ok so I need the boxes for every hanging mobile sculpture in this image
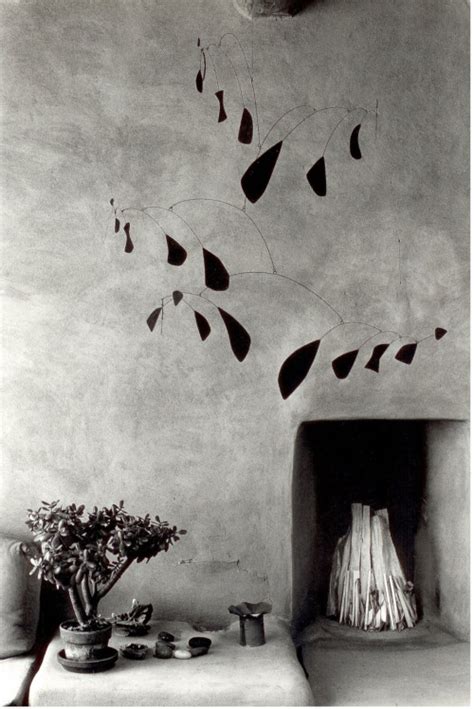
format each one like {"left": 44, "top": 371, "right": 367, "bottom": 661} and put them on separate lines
{"left": 195, "top": 36, "right": 373, "bottom": 203}
{"left": 107, "top": 33, "right": 449, "bottom": 398}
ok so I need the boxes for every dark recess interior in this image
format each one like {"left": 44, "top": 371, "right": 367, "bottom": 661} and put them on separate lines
{"left": 294, "top": 420, "right": 427, "bottom": 625}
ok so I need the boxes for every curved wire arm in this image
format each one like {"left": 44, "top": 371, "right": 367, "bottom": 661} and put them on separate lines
{"left": 169, "top": 197, "right": 276, "bottom": 273}
{"left": 113, "top": 202, "right": 410, "bottom": 340}
{"left": 154, "top": 286, "right": 418, "bottom": 348}
{"left": 210, "top": 32, "right": 262, "bottom": 148}
{"left": 222, "top": 271, "right": 344, "bottom": 324}
{"left": 260, "top": 104, "right": 376, "bottom": 153}
{"left": 204, "top": 44, "right": 245, "bottom": 108}
{"left": 120, "top": 205, "right": 203, "bottom": 248}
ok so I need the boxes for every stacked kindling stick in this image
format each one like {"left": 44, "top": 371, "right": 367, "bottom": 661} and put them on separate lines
{"left": 326, "top": 503, "right": 417, "bottom": 631}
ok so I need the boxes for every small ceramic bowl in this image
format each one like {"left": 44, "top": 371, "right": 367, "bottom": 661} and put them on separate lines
{"left": 120, "top": 643, "right": 148, "bottom": 660}
{"left": 188, "top": 636, "right": 212, "bottom": 657}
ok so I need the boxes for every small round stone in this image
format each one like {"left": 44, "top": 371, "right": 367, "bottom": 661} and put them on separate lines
{"left": 158, "top": 632, "right": 175, "bottom": 643}
{"left": 173, "top": 649, "right": 192, "bottom": 659}
{"left": 154, "top": 643, "right": 173, "bottom": 659}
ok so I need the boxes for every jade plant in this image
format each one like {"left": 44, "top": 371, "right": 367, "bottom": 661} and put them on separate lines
{"left": 26, "top": 500, "right": 186, "bottom": 629}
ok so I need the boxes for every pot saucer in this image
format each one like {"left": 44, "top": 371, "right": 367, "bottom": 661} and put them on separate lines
{"left": 57, "top": 647, "right": 118, "bottom": 673}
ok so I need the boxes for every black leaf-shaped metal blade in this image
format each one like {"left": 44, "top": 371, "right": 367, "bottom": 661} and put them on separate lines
{"left": 203, "top": 248, "right": 229, "bottom": 291}
{"left": 123, "top": 222, "right": 134, "bottom": 253}
{"left": 395, "top": 343, "right": 417, "bottom": 364}
{"left": 435, "top": 327, "right": 447, "bottom": 340}
{"left": 306, "top": 156, "right": 327, "bottom": 196}
{"left": 194, "top": 311, "right": 211, "bottom": 341}
{"left": 278, "top": 340, "right": 320, "bottom": 400}
{"left": 114, "top": 218, "right": 120, "bottom": 234}
{"left": 350, "top": 124, "right": 362, "bottom": 159}
{"left": 172, "top": 290, "right": 183, "bottom": 306}
{"left": 238, "top": 107, "right": 253, "bottom": 144}
{"left": 196, "top": 70, "right": 203, "bottom": 93}
{"left": 215, "top": 90, "right": 227, "bottom": 122}
{"left": 146, "top": 308, "right": 162, "bottom": 332}
{"left": 166, "top": 235, "right": 187, "bottom": 266}
{"left": 364, "top": 343, "right": 390, "bottom": 373}
{"left": 241, "top": 141, "right": 283, "bottom": 203}
{"left": 332, "top": 349, "right": 359, "bottom": 379}
{"left": 218, "top": 308, "right": 251, "bottom": 362}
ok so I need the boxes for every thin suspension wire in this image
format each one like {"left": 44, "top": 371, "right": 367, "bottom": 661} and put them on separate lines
{"left": 250, "top": 21, "right": 254, "bottom": 76}
{"left": 160, "top": 286, "right": 413, "bottom": 348}
{"left": 182, "top": 299, "right": 197, "bottom": 316}
{"left": 180, "top": 290, "right": 221, "bottom": 312}
{"left": 120, "top": 207, "right": 168, "bottom": 246}
{"left": 313, "top": 322, "right": 411, "bottom": 348}
{"left": 158, "top": 284, "right": 421, "bottom": 350}
{"left": 356, "top": 330, "right": 399, "bottom": 351}
{"left": 204, "top": 48, "right": 220, "bottom": 90}
{"left": 260, "top": 104, "right": 330, "bottom": 150}
{"left": 160, "top": 297, "right": 174, "bottom": 335}
{"left": 207, "top": 43, "right": 245, "bottom": 108}
{"left": 123, "top": 205, "right": 204, "bottom": 248}
{"left": 218, "top": 270, "right": 344, "bottom": 324}
{"left": 217, "top": 32, "right": 261, "bottom": 148}
{"left": 318, "top": 320, "right": 378, "bottom": 344}
{"left": 322, "top": 110, "right": 361, "bottom": 156}
{"left": 415, "top": 333, "right": 437, "bottom": 344}
{"left": 157, "top": 284, "right": 422, "bottom": 351}
{"left": 119, "top": 207, "right": 410, "bottom": 345}
{"left": 261, "top": 104, "right": 374, "bottom": 153}
{"left": 169, "top": 197, "right": 276, "bottom": 272}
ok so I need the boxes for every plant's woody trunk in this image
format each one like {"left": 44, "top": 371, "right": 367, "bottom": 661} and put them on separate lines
{"left": 68, "top": 585, "right": 88, "bottom": 626}
{"left": 81, "top": 576, "right": 97, "bottom": 618}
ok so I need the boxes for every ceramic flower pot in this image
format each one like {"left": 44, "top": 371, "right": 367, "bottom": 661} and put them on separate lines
{"left": 58, "top": 620, "right": 117, "bottom": 673}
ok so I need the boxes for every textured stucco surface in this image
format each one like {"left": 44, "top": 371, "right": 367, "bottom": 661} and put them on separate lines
{"left": 0, "top": 0, "right": 469, "bottom": 624}
{"left": 415, "top": 421, "right": 470, "bottom": 639}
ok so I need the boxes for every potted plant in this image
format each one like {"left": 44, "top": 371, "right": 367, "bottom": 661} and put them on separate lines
{"left": 25, "top": 500, "right": 186, "bottom": 672}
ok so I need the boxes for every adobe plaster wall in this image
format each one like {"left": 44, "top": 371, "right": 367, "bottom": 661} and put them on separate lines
{"left": 415, "top": 421, "right": 470, "bottom": 639}
{"left": 0, "top": 0, "right": 468, "bottom": 625}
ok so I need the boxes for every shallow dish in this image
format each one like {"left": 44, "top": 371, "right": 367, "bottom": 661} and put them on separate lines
{"left": 120, "top": 643, "right": 148, "bottom": 659}
{"left": 57, "top": 647, "right": 118, "bottom": 673}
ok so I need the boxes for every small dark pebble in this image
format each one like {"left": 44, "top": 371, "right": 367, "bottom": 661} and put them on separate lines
{"left": 158, "top": 631, "right": 175, "bottom": 642}
{"left": 188, "top": 636, "right": 212, "bottom": 649}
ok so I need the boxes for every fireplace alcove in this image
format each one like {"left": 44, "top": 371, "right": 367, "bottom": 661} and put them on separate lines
{"left": 291, "top": 419, "right": 469, "bottom": 639}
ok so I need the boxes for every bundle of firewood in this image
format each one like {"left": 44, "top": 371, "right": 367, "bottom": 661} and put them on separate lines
{"left": 326, "top": 503, "right": 417, "bottom": 631}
